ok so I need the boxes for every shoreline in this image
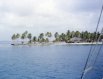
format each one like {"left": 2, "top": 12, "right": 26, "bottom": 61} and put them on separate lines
{"left": 68, "top": 42, "right": 103, "bottom": 45}
{"left": 11, "top": 42, "right": 103, "bottom": 46}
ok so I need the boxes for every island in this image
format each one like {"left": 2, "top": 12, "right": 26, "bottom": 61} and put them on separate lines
{"left": 11, "top": 30, "right": 103, "bottom": 46}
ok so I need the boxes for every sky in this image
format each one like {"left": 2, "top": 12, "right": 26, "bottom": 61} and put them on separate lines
{"left": 0, "top": 0, "right": 103, "bottom": 40}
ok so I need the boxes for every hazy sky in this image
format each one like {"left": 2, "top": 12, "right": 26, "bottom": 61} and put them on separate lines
{"left": 0, "top": 0, "right": 103, "bottom": 40}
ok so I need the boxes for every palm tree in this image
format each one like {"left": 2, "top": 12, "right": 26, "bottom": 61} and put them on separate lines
{"left": 38, "top": 33, "right": 44, "bottom": 42}
{"left": 60, "top": 33, "right": 66, "bottom": 41}
{"left": 67, "top": 30, "right": 70, "bottom": 35}
{"left": 80, "top": 32, "right": 84, "bottom": 39}
{"left": 33, "top": 36, "right": 37, "bottom": 43}
{"left": 75, "top": 31, "right": 80, "bottom": 37}
{"left": 21, "top": 34, "right": 26, "bottom": 44}
{"left": 16, "top": 33, "right": 20, "bottom": 38}
{"left": 45, "top": 32, "right": 52, "bottom": 37}
{"left": 16, "top": 33, "right": 20, "bottom": 42}
{"left": 40, "top": 33, "right": 44, "bottom": 39}
{"left": 27, "top": 33, "right": 32, "bottom": 43}
{"left": 87, "top": 32, "right": 91, "bottom": 42}
{"left": 11, "top": 34, "right": 16, "bottom": 44}
{"left": 65, "top": 35, "right": 69, "bottom": 43}
{"left": 71, "top": 31, "right": 75, "bottom": 38}
{"left": 54, "top": 32, "right": 59, "bottom": 41}
{"left": 45, "top": 32, "right": 52, "bottom": 42}
{"left": 21, "top": 31, "right": 28, "bottom": 44}
{"left": 45, "top": 38, "right": 49, "bottom": 42}
{"left": 12, "top": 34, "right": 16, "bottom": 40}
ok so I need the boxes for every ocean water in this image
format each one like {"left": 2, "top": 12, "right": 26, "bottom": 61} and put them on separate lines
{"left": 0, "top": 43, "right": 103, "bottom": 79}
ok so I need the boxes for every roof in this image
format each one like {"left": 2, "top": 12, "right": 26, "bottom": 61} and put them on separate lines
{"left": 70, "top": 37, "right": 82, "bottom": 42}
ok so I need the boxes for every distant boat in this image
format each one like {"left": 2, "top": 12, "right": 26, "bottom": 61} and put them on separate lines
{"left": 11, "top": 44, "right": 15, "bottom": 45}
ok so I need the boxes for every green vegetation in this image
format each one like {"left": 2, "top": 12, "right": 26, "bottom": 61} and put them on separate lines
{"left": 27, "top": 33, "right": 32, "bottom": 43}
{"left": 11, "top": 30, "right": 103, "bottom": 45}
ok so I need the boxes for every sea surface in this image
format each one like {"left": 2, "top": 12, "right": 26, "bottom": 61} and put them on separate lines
{"left": 0, "top": 42, "right": 103, "bottom": 79}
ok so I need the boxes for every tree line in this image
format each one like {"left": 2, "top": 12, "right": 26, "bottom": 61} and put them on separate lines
{"left": 11, "top": 30, "right": 103, "bottom": 44}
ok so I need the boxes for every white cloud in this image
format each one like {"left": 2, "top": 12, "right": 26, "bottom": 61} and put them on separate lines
{"left": 0, "top": 0, "right": 103, "bottom": 40}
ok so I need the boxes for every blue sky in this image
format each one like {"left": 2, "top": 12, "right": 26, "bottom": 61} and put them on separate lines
{"left": 0, "top": 0, "right": 103, "bottom": 40}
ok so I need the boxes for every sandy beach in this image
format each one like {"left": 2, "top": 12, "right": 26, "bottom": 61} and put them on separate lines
{"left": 11, "top": 42, "right": 103, "bottom": 46}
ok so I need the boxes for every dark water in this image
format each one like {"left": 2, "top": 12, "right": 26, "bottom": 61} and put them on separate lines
{"left": 0, "top": 43, "right": 103, "bottom": 79}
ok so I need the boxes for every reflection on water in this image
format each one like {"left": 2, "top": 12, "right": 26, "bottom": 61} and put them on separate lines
{"left": 0, "top": 44, "right": 103, "bottom": 79}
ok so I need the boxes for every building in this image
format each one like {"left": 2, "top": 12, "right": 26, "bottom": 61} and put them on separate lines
{"left": 70, "top": 37, "right": 82, "bottom": 43}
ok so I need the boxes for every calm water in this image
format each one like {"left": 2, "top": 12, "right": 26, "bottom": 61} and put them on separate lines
{"left": 0, "top": 43, "right": 103, "bottom": 79}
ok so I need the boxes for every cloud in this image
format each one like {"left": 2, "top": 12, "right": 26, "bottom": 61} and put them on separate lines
{"left": 57, "top": 0, "right": 102, "bottom": 12}
{"left": 0, "top": 0, "right": 103, "bottom": 40}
